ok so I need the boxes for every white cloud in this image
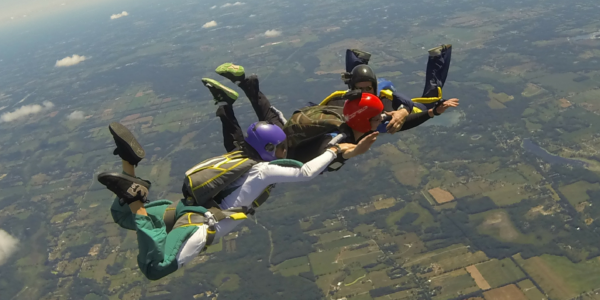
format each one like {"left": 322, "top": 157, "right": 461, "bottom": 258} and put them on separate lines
{"left": 67, "top": 111, "right": 85, "bottom": 120}
{"left": 202, "top": 20, "right": 217, "bottom": 28}
{"left": 210, "top": 5, "right": 217, "bottom": 9}
{"left": 110, "top": 11, "right": 129, "bottom": 20}
{"left": 1, "top": 101, "right": 54, "bottom": 123}
{"left": 0, "top": 230, "right": 19, "bottom": 266}
{"left": 221, "top": 2, "right": 245, "bottom": 8}
{"left": 55, "top": 55, "right": 86, "bottom": 67}
{"left": 264, "top": 29, "right": 282, "bottom": 38}
{"left": 249, "top": 14, "right": 256, "bottom": 18}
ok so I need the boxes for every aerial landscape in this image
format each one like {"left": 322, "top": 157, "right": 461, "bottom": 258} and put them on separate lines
{"left": 1, "top": 0, "right": 600, "bottom": 299}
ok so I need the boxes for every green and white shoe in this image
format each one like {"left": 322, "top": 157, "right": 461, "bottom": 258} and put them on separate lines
{"left": 215, "top": 63, "right": 246, "bottom": 83}
{"left": 201, "top": 78, "right": 239, "bottom": 106}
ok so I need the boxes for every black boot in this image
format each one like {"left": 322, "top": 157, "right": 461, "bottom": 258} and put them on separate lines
{"left": 109, "top": 122, "right": 145, "bottom": 166}
{"left": 98, "top": 172, "right": 151, "bottom": 206}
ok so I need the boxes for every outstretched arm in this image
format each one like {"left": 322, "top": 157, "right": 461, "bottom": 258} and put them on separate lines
{"left": 259, "top": 149, "right": 338, "bottom": 184}
{"left": 341, "top": 132, "right": 378, "bottom": 159}
{"left": 400, "top": 98, "right": 459, "bottom": 131}
{"left": 258, "top": 135, "right": 378, "bottom": 184}
{"left": 400, "top": 111, "right": 432, "bottom": 131}
{"left": 435, "top": 98, "right": 459, "bottom": 114}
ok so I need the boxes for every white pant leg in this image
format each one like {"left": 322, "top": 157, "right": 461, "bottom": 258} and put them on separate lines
{"left": 176, "top": 224, "right": 208, "bottom": 268}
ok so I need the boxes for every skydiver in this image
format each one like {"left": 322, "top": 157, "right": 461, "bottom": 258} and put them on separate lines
{"left": 335, "top": 45, "right": 459, "bottom": 133}
{"left": 97, "top": 119, "right": 374, "bottom": 279}
{"left": 204, "top": 64, "right": 385, "bottom": 171}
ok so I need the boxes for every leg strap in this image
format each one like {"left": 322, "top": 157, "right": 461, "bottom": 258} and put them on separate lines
{"left": 163, "top": 200, "right": 180, "bottom": 234}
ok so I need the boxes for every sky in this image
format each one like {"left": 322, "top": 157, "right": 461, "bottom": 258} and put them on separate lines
{"left": 0, "top": 0, "right": 122, "bottom": 29}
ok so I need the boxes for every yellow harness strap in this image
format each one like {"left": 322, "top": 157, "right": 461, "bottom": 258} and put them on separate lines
{"left": 411, "top": 87, "right": 443, "bottom": 104}
{"left": 319, "top": 91, "right": 347, "bottom": 106}
{"left": 379, "top": 89, "right": 394, "bottom": 100}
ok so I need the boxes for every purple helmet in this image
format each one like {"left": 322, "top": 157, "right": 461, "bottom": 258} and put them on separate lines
{"left": 245, "top": 121, "right": 287, "bottom": 161}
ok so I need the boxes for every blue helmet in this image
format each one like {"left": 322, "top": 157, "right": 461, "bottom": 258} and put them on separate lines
{"left": 245, "top": 121, "right": 287, "bottom": 161}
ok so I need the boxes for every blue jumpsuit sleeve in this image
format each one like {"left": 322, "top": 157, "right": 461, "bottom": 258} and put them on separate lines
{"left": 392, "top": 91, "right": 415, "bottom": 112}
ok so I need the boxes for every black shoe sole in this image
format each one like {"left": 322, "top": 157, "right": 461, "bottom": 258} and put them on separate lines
{"left": 98, "top": 172, "right": 151, "bottom": 190}
{"left": 109, "top": 122, "right": 145, "bottom": 162}
{"left": 98, "top": 172, "right": 150, "bottom": 205}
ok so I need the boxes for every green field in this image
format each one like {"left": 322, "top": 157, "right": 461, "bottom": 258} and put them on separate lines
{"left": 350, "top": 293, "right": 375, "bottom": 300}
{"left": 280, "top": 264, "right": 311, "bottom": 277}
{"left": 404, "top": 244, "right": 471, "bottom": 268}
{"left": 152, "top": 108, "right": 191, "bottom": 126}
{"left": 447, "top": 180, "right": 489, "bottom": 199}
{"left": 274, "top": 256, "right": 311, "bottom": 277}
{"left": 65, "top": 153, "right": 84, "bottom": 168}
{"left": 516, "top": 279, "right": 547, "bottom": 300}
{"left": 430, "top": 269, "right": 479, "bottom": 300}
{"left": 487, "top": 169, "right": 527, "bottom": 184}
{"left": 470, "top": 209, "right": 554, "bottom": 244}
{"left": 468, "top": 161, "right": 500, "bottom": 176}
{"left": 50, "top": 211, "right": 74, "bottom": 223}
{"left": 212, "top": 273, "right": 240, "bottom": 291}
{"left": 482, "top": 184, "right": 534, "bottom": 206}
{"left": 514, "top": 254, "right": 600, "bottom": 300}
{"left": 343, "top": 251, "right": 381, "bottom": 267}
{"left": 524, "top": 118, "right": 543, "bottom": 131}
{"left": 299, "top": 219, "right": 313, "bottom": 230}
{"left": 476, "top": 258, "right": 526, "bottom": 288}
{"left": 522, "top": 83, "right": 545, "bottom": 97}
{"left": 306, "top": 220, "right": 345, "bottom": 235}
{"left": 436, "top": 251, "right": 488, "bottom": 272}
{"left": 205, "top": 238, "right": 223, "bottom": 253}
{"left": 127, "top": 94, "right": 154, "bottom": 110}
{"left": 343, "top": 265, "right": 367, "bottom": 285}
{"left": 373, "top": 290, "right": 414, "bottom": 300}
{"left": 385, "top": 202, "right": 436, "bottom": 231}
{"left": 320, "top": 236, "right": 368, "bottom": 251}
{"left": 540, "top": 255, "right": 600, "bottom": 296}
{"left": 535, "top": 72, "right": 591, "bottom": 94}
{"left": 276, "top": 256, "right": 309, "bottom": 270}
{"left": 317, "top": 230, "right": 356, "bottom": 244}
{"left": 489, "top": 91, "right": 514, "bottom": 104}
{"left": 559, "top": 181, "right": 600, "bottom": 207}
{"left": 308, "top": 249, "right": 343, "bottom": 276}
{"left": 81, "top": 189, "right": 112, "bottom": 207}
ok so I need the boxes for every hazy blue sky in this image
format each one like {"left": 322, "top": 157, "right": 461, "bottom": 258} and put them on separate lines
{"left": 0, "top": 0, "right": 122, "bottom": 28}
